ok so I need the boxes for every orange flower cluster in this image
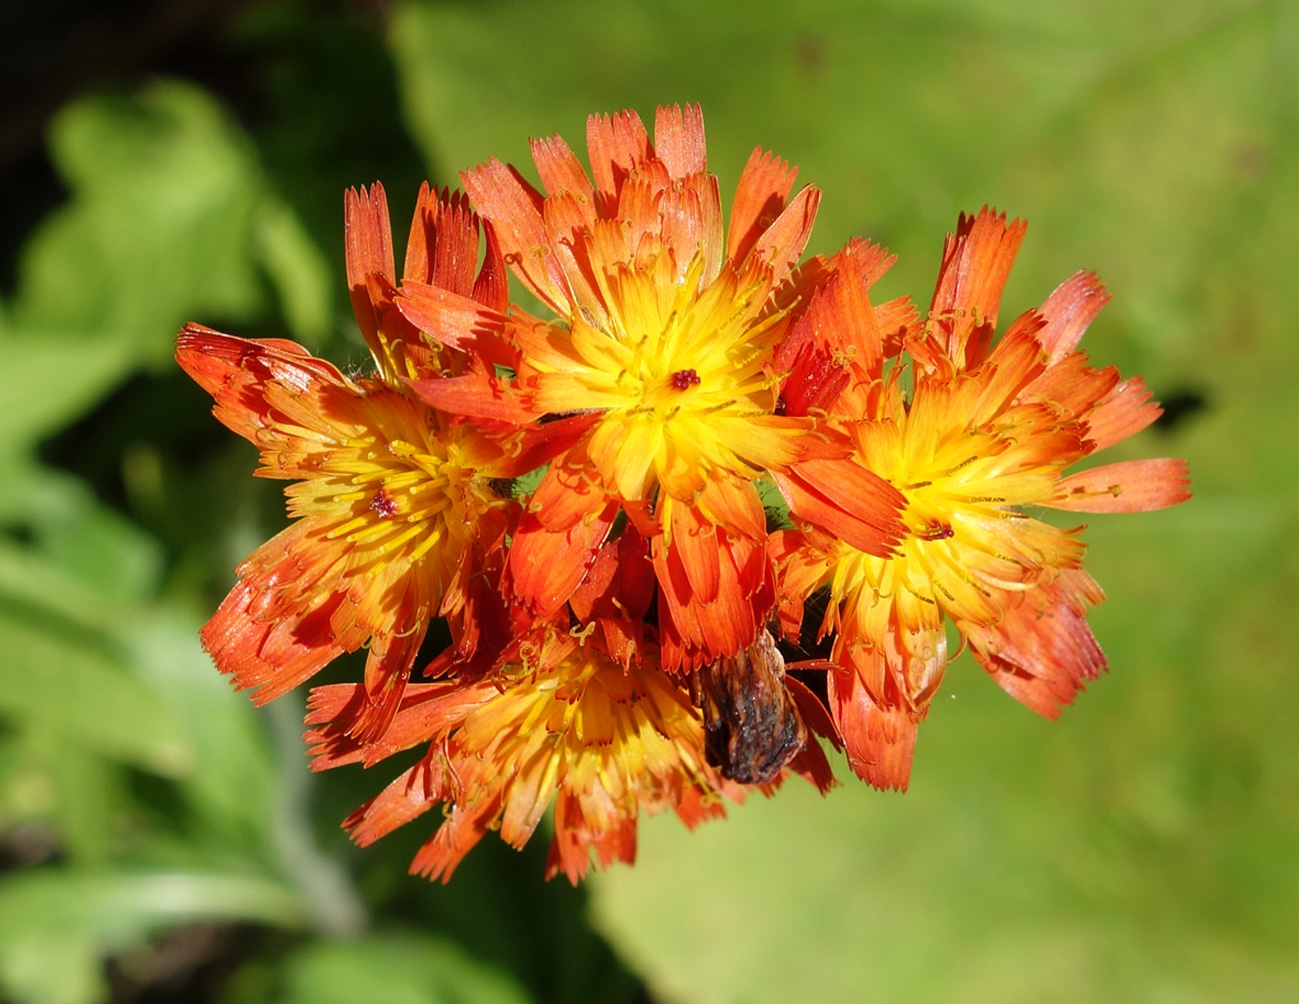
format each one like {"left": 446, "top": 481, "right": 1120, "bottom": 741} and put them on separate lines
{"left": 178, "top": 105, "right": 1189, "bottom": 882}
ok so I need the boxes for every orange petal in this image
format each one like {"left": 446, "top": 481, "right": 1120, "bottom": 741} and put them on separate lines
{"left": 786, "top": 674, "right": 843, "bottom": 751}
{"left": 928, "top": 207, "right": 1027, "bottom": 369}
{"left": 474, "top": 219, "right": 510, "bottom": 315}
{"left": 545, "top": 792, "right": 638, "bottom": 885}
{"left": 511, "top": 497, "right": 618, "bottom": 618}
{"left": 695, "top": 475, "right": 766, "bottom": 541}
{"left": 462, "top": 158, "right": 568, "bottom": 312}
{"left": 656, "top": 523, "right": 774, "bottom": 672}
{"left": 175, "top": 325, "right": 348, "bottom": 446}
{"left": 654, "top": 103, "right": 707, "bottom": 179}
{"left": 1054, "top": 458, "right": 1191, "bottom": 512}
{"left": 665, "top": 502, "right": 721, "bottom": 604}
{"left": 825, "top": 664, "right": 918, "bottom": 792}
{"left": 750, "top": 184, "right": 821, "bottom": 287}
{"left": 966, "top": 569, "right": 1107, "bottom": 719}
{"left": 408, "top": 371, "right": 536, "bottom": 425}
{"left": 728, "top": 147, "right": 798, "bottom": 265}
{"left": 585, "top": 108, "right": 652, "bottom": 212}
{"left": 489, "top": 412, "right": 601, "bottom": 479}
{"left": 570, "top": 524, "right": 654, "bottom": 625}
{"left": 1085, "top": 376, "right": 1162, "bottom": 452}
{"left": 344, "top": 182, "right": 396, "bottom": 347}
{"left": 1020, "top": 352, "right": 1120, "bottom": 420}
{"left": 778, "top": 238, "right": 894, "bottom": 381}
{"left": 343, "top": 759, "right": 445, "bottom": 847}
{"left": 530, "top": 133, "right": 596, "bottom": 215}
{"left": 776, "top": 461, "right": 906, "bottom": 557}
{"left": 1036, "top": 270, "right": 1111, "bottom": 366}
{"left": 402, "top": 183, "right": 479, "bottom": 296}
{"left": 411, "top": 796, "right": 503, "bottom": 883}
{"left": 396, "top": 279, "right": 505, "bottom": 351}
{"left": 348, "top": 623, "right": 424, "bottom": 743}
{"left": 542, "top": 191, "right": 609, "bottom": 326}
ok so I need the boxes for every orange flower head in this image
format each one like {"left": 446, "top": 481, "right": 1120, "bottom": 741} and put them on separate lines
{"left": 461, "top": 105, "right": 823, "bottom": 502}
{"left": 306, "top": 630, "right": 752, "bottom": 884}
{"left": 412, "top": 105, "right": 903, "bottom": 670}
{"left": 179, "top": 105, "right": 1194, "bottom": 885}
{"left": 177, "top": 185, "right": 562, "bottom": 740}
{"left": 774, "top": 209, "right": 1190, "bottom": 790}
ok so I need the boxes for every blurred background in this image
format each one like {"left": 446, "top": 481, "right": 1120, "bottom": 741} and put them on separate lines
{"left": 0, "top": 0, "right": 1295, "bottom": 1001}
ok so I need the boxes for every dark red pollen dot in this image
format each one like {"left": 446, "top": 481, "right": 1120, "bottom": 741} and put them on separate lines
{"left": 919, "top": 521, "right": 955, "bottom": 541}
{"left": 670, "top": 368, "right": 701, "bottom": 390}
{"left": 370, "top": 487, "right": 398, "bottom": 519}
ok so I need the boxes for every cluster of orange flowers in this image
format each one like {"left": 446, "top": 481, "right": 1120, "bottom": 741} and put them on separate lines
{"left": 178, "top": 105, "right": 1189, "bottom": 883}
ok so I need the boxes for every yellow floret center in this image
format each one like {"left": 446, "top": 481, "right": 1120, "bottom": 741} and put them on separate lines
{"left": 535, "top": 257, "right": 792, "bottom": 500}
{"left": 455, "top": 643, "right": 711, "bottom": 846}
{"left": 821, "top": 380, "right": 1083, "bottom": 636}
{"left": 287, "top": 396, "right": 501, "bottom": 587}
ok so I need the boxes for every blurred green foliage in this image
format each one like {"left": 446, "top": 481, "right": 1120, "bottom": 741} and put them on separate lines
{"left": 0, "top": 0, "right": 1295, "bottom": 1002}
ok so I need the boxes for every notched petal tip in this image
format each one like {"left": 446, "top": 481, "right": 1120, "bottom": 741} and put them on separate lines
{"left": 1053, "top": 458, "right": 1192, "bottom": 513}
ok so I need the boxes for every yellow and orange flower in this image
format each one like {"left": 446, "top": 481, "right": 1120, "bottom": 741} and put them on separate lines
{"left": 178, "top": 185, "right": 585, "bottom": 739}
{"left": 180, "top": 104, "right": 1192, "bottom": 883}
{"left": 401, "top": 105, "right": 905, "bottom": 671}
{"left": 305, "top": 629, "right": 789, "bottom": 884}
{"left": 773, "top": 209, "right": 1190, "bottom": 790}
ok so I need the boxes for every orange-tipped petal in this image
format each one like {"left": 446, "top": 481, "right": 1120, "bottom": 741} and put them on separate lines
{"left": 1054, "top": 458, "right": 1191, "bottom": 512}
{"left": 510, "top": 489, "right": 618, "bottom": 618}
{"left": 1085, "top": 376, "right": 1163, "bottom": 451}
{"left": 728, "top": 147, "right": 798, "bottom": 265}
{"left": 656, "top": 512, "right": 774, "bottom": 672}
{"left": 530, "top": 133, "right": 596, "bottom": 215}
{"left": 654, "top": 103, "right": 707, "bottom": 179}
{"left": 826, "top": 665, "right": 918, "bottom": 792}
{"left": 750, "top": 185, "right": 821, "bottom": 287}
{"left": 344, "top": 757, "right": 448, "bottom": 847}
{"left": 462, "top": 158, "right": 568, "bottom": 312}
{"left": 1036, "top": 270, "right": 1111, "bottom": 365}
{"left": 545, "top": 794, "right": 638, "bottom": 885}
{"left": 585, "top": 108, "right": 652, "bottom": 211}
{"left": 345, "top": 182, "right": 396, "bottom": 348}
{"left": 776, "top": 461, "right": 907, "bottom": 557}
{"left": 411, "top": 799, "right": 501, "bottom": 883}
{"left": 966, "top": 569, "right": 1107, "bottom": 718}
{"left": 395, "top": 280, "right": 505, "bottom": 350}
{"left": 403, "top": 183, "right": 479, "bottom": 295}
{"left": 407, "top": 370, "right": 537, "bottom": 425}
{"left": 928, "top": 207, "right": 1027, "bottom": 369}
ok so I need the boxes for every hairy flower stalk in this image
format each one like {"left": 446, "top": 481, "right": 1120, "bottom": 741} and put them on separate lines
{"left": 180, "top": 106, "right": 1189, "bottom": 881}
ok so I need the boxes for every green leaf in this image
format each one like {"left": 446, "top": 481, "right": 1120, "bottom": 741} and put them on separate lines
{"left": 11, "top": 81, "right": 263, "bottom": 361}
{"left": 265, "top": 932, "right": 535, "bottom": 1004}
{"left": 0, "top": 332, "right": 134, "bottom": 450}
{"left": 0, "top": 869, "right": 306, "bottom": 1004}
{"left": 32, "top": 495, "right": 164, "bottom": 605}
{"left": 0, "top": 604, "right": 191, "bottom": 778}
{"left": 256, "top": 194, "right": 333, "bottom": 346}
{"left": 122, "top": 608, "right": 280, "bottom": 860}
{"left": 8, "top": 78, "right": 330, "bottom": 368}
{"left": 0, "top": 931, "right": 101, "bottom": 1004}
